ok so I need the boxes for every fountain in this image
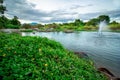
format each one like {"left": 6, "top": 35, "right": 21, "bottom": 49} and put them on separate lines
{"left": 98, "top": 20, "right": 107, "bottom": 35}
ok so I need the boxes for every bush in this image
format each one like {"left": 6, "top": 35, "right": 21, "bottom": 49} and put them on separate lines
{"left": 6, "top": 24, "right": 20, "bottom": 29}
{"left": 0, "top": 33, "right": 107, "bottom": 80}
{"left": 109, "top": 24, "right": 120, "bottom": 31}
{"left": 0, "top": 16, "right": 21, "bottom": 29}
{"left": 84, "top": 25, "right": 98, "bottom": 30}
{"left": 20, "top": 29, "right": 33, "bottom": 32}
{"left": 21, "top": 24, "right": 32, "bottom": 29}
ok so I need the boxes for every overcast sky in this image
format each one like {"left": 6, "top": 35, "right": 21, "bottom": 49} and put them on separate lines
{"left": 4, "top": 0, "right": 120, "bottom": 24}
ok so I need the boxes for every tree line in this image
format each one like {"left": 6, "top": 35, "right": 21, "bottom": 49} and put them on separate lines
{"left": 0, "top": 0, "right": 21, "bottom": 29}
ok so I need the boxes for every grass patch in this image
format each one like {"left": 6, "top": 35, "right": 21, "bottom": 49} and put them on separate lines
{"left": 0, "top": 33, "right": 107, "bottom": 80}
{"left": 20, "top": 29, "right": 33, "bottom": 32}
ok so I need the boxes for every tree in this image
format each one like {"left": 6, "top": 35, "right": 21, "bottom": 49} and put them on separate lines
{"left": 5, "top": 16, "right": 21, "bottom": 29}
{"left": 86, "top": 18, "right": 99, "bottom": 26}
{"left": 0, "top": 15, "right": 9, "bottom": 28}
{"left": 0, "top": 0, "right": 21, "bottom": 29}
{"left": 86, "top": 15, "right": 110, "bottom": 26}
{"left": 98, "top": 15, "right": 110, "bottom": 24}
{"left": 0, "top": 0, "right": 6, "bottom": 15}
{"left": 74, "top": 19, "right": 84, "bottom": 26}
{"left": 36, "top": 24, "right": 44, "bottom": 28}
{"left": 10, "top": 16, "right": 21, "bottom": 26}
{"left": 110, "top": 21, "right": 119, "bottom": 24}
{"left": 0, "top": 0, "right": 7, "bottom": 28}
{"left": 47, "top": 23, "right": 59, "bottom": 28}
{"left": 21, "top": 23, "right": 32, "bottom": 29}
{"left": 0, "top": 0, "right": 3, "bottom": 3}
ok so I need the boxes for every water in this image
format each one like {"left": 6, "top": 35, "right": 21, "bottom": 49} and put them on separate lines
{"left": 22, "top": 31, "right": 120, "bottom": 77}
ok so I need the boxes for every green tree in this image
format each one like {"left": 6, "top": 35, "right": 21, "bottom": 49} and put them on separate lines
{"left": 4, "top": 16, "right": 21, "bottom": 29}
{"left": 74, "top": 19, "right": 84, "bottom": 26}
{"left": 0, "top": 0, "right": 7, "bottom": 28}
{"left": 86, "top": 18, "right": 99, "bottom": 26}
{"left": 110, "top": 21, "right": 119, "bottom": 24}
{"left": 36, "top": 24, "right": 44, "bottom": 28}
{"left": 0, "top": 15, "right": 9, "bottom": 28}
{"left": 98, "top": 15, "right": 110, "bottom": 23}
{"left": 86, "top": 15, "right": 110, "bottom": 26}
{"left": 21, "top": 23, "right": 32, "bottom": 29}
{"left": 0, "top": 0, "right": 6, "bottom": 15}
{"left": 10, "top": 16, "right": 21, "bottom": 26}
{"left": 46, "top": 23, "right": 59, "bottom": 28}
{"left": 0, "top": 0, "right": 21, "bottom": 29}
{"left": 0, "top": 0, "right": 3, "bottom": 3}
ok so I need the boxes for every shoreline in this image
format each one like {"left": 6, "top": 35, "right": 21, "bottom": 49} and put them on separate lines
{"left": 0, "top": 29, "right": 120, "bottom": 33}
{"left": 74, "top": 51, "right": 120, "bottom": 79}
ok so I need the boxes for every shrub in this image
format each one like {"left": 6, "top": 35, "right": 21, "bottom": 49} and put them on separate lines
{"left": 84, "top": 25, "right": 98, "bottom": 30}
{"left": 0, "top": 33, "right": 107, "bottom": 80}
{"left": 109, "top": 24, "right": 120, "bottom": 31}
{"left": 20, "top": 29, "right": 33, "bottom": 32}
{"left": 6, "top": 24, "right": 20, "bottom": 29}
{"left": 21, "top": 24, "right": 32, "bottom": 29}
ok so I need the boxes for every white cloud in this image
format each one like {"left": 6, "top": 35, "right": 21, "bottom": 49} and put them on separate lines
{"left": 19, "top": 19, "right": 35, "bottom": 24}
{"left": 113, "top": 0, "right": 120, "bottom": 8}
{"left": 41, "top": 17, "right": 52, "bottom": 21}
{"left": 26, "top": 0, "right": 66, "bottom": 12}
{"left": 4, "top": 0, "right": 120, "bottom": 23}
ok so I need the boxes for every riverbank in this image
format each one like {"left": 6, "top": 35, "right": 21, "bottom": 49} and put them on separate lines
{"left": 21, "top": 31, "right": 120, "bottom": 78}
{"left": 0, "top": 32, "right": 107, "bottom": 80}
{"left": 0, "top": 29, "right": 120, "bottom": 34}
{"left": 75, "top": 52, "right": 120, "bottom": 80}
{"left": 0, "top": 29, "right": 74, "bottom": 33}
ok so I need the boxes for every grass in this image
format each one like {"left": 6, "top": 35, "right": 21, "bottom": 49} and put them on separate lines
{"left": 20, "top": 29, "right": 33, "bottom": 32}
{"left": 0, "top": 32, "right": 107, "bottom": 80}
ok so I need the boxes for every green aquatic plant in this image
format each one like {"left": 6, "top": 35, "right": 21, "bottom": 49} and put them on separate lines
{"left": 0, "top": 33, "right": 107, "bottom": 80}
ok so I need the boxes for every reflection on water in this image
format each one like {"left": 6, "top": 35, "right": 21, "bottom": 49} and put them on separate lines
{"left": 22, "top": 32, "right": 120, "bottom": 77}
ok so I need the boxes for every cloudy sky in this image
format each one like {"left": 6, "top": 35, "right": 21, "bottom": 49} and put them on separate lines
{"left": 4, "top": 0, "right": 120, "bottom": 24}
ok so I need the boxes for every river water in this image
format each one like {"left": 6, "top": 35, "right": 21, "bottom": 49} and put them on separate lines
{"left": 22, "top": 31, "right": 120, "bottom": 77}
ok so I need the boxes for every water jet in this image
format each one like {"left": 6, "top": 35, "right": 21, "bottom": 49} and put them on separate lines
{"left": 98, "top": 20, "right": 107, "bottom": 36}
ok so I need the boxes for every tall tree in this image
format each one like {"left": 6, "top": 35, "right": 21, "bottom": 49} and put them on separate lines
{"left": 0, "top": 0, "right": 3, "bottom": 3}
{"left": 10, "top": 16, "right": 21, "bottom": 26}
{"left": 0, "top": 15, "right": 9, "bottom": 28}
{"left": 98, "top": 15, "right": 110, "bottom": 24}
{"left": 86, "top": 18, "right": 99, "bottom": 26}
{"left": 110, "top": 21, "right": 119, "bottom": 24}
{"left": 74, "top": 19, "right": 84, "bottom": 26}
{"left": 0, "top": 0, "right": 6, "bottom": 15}
{"left": 21, "top": 23, "right": 32, "bottom": 29}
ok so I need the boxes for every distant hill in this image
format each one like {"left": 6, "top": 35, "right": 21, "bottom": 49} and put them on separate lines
{"left": 30, "top": 22, "right": 38, "bottom": 26}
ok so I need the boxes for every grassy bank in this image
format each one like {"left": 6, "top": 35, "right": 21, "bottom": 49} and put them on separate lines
{"left": 20, "top": 29, "right": 33, "bottom": 32}
{"left": 0, "top": 33, "right": 107, "bottom": 80}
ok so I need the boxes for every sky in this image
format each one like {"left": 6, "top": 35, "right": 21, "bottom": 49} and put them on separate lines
{"left": 4, "top": 0, "right": 120, "bottom": 24}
